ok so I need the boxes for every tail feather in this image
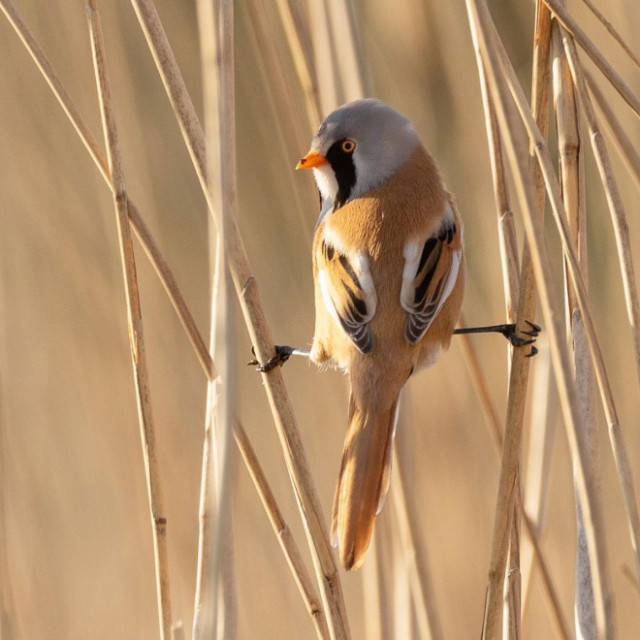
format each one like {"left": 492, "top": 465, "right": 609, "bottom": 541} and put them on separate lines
{"left": 331, "top": 393, "right": 400, "bottom": 570}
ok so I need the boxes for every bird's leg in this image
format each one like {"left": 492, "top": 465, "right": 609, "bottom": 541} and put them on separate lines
{"left": 248, "top": 345, "right": 311, "bottom": 372}
{"left": 454, "top": 320, "right": 541, "bottom": 357}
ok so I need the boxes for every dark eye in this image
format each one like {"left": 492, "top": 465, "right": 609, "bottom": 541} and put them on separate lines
{"left": 341, "top": 139, "right": 356, "bottom": 153}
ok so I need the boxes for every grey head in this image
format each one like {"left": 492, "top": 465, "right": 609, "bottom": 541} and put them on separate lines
{"left": 301, "top": 99, "right": 421, "bottom": 219}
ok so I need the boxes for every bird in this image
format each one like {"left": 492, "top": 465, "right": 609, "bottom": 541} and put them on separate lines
{"left": 296, "top": 98, "right": 466, "bottom": 571}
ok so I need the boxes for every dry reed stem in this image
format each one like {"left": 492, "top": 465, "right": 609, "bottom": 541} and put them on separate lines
{"left": 87, "top": 2, "right": 172, "bottom": 637}
{"left": 521, "top": 345, "right": 562, "bottom": 631}
{"left": 373, "top": 519, "right": 394, "bottom": 640}
{"left": 579, "top": 0, "right": 640, "bottom": 71}
{"left": 308, "top": 0, "right": 371, "bottom": 112}
{"left": 587, "top": 73, "right": 640, "bottom": 192}
{"left": 0, "top": 0, "right": 214, "bottom": 382}
{"left": 243, "top": 0, "right": 311, "bottom": 231}
{"left": 474, "top": 27, "right": 529, "bottom": 634}
{"left": 361, "top": 550, "right": 382, "bottom": 640}
{"left": 556, "top": 25, "right": 640, "bottom": 585}
{"left": 497, "top": 0, "right": 640, "bottom": 592}
{"left": 469, "top": 3, "right": 553, "bottom": 637}
{"left": 491, "top": 11, "right": 640, "bottom": 600}
{"left": 496, "top": 0, "right": 640, "bottom": 610}
{"left": 192, "top": 374, "right": 215, "bottom": 639}
{"left": 553, "top": 23, "right": 586, "bottom": 319}
{"left": 390, "top": 449, "right": 444, "bottom": 640}
{"left": 128, "top": 2, "right": 350, "bottom": 637}
{"left": 559, "top": 26, "right": 640, "bottom": 392}
{"left": 274, "top": 0, "right": 322, "bottom": 127}
{"left": 506, "top": 495, "right": 522, "bottom": 640}
{"left": 467, "top": 1, "right": 615, "bottom": 637}
{"left": 192, "top": 231, "right": 224, "bottom": 638}
{"left": 474, "top": 69, "right": 519, "bottom": 320}
{"left": 457, "top": 330, "right": 570, "bottom": 640}
{"left": 325, "top": 0, "right": 370, "bottom": 99}
{"left": 542, "top": 0, "right": 640, "bottom": 120}
{"left": 0, "top": 4, "right": 333, "bottom": 631}
{"left": 552, "top": 22, "right": 601, "bottom": 638}
{"left": 233, "top": 422, "right": 330, "bottom": 640}
{"left": 195, "top": 0, "right": 238, "bottom": 636}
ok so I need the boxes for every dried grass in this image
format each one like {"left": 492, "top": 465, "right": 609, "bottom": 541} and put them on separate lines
{"left": 2, "top": 0, "right": 640, "bottom": 638}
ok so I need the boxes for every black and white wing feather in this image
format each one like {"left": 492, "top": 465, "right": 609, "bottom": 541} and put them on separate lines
{"left": 317, "top": 238, "right": 377, "bottom": 354}
{"left": 401, "top": 202, "right": 462, "bottom": 343}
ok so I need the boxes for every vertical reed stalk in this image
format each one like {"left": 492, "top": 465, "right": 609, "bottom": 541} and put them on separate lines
{"left": 1, "top": 4, "right": 332, "bottom": 633}
{"left": 542, "top": 0, "right": 640, "bottom": 119}
{"left": 233, "top": 421, "right": 331, "bottom": 640}
{"left": 362, "top": 540, "right": 384, "bottom": 640}
{"left": 467, "top": 0, "right": 615, "bottom": 636}
{"left": 87, "top": 2, "right": 172, "bottom": 637}
{"left": 391, "top": 449, "right": 445, "bottom": 640}
{"left": 458, "top": 329, "right": 570, "bottom": 639}
{"left": 557, "top": 24, "right": 640, "bottom": 585}
{"left": 193, "top": 0, "right": 238, "bottom": 636}
{"left": 557, "top": 24, "right": 640, "bottom": 397}
{"left": 274, "top": 0, "right": 322, "bottom": 126}
{"left": 469, "top": 3, "right": 552, "bottom": 636}
{"left": 521, "top": 343, "right": 558, "bottom": 623}
{"left": 552, "top": 21, "right": 600, "bottom": 639}
{"left": 486, "top": 9, "right": 640, "bottom": 605}
{"left": 128, "top": 2, "right": 350, "bottom": 636}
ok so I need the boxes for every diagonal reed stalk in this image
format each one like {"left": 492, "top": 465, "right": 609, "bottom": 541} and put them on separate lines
{"left": 390, "top": 447, "right": 444, "bottom": 640}
{"left": 557, "top": 23, "right": 640, "bottom": 587}
{"left": 127, "top": 1, "right": 350, "bottom": 637}
{"left": 0, "top": 0, "right": 213, "bottom": 381}
{"left": 487, "top": 9, "right": 640, "bottom": 599}
{"left": 587, "top": 73, "right": 640, "bottom": 192}
{"left": 467, "top": 0, "right": 618, "bottom": 637}
{"left": 233, "top": 421, "right": 331, "bottom": 640}
{"left": 87, "top": 2, "right": 173, "bottom": 637}
{"left": 557, "top": 21, "right": 640, "bottom": 401}
{"left": 542, "top": 0, "right": 640, "bottom": 120}
{"left": 458, "top": 328, "right": 570, "bottom": 640}
{"left": 0, "top": 2, "right": 332, "bottom": 636}
{"left": 579, "top": 0, "right": 640, "bottom": 71}
{"left": 491, "top": 0, "right": 640, "bottom": 611}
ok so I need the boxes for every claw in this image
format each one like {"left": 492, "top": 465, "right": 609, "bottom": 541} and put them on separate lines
{"left": 526, "top": 345, "right": 539, "bottom": 358}
{"left": 248, "top": 345, "right": 294, "bottom": 372}
{"left": 522, "top": 320, "right": 541, "bottom": 337}
{"left": 501, "top": 321, "right": 541, "bottom": 348}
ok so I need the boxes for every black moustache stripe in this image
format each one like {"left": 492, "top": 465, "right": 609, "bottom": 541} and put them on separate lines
{"left": 326, "top": 139, "right": 357, "bottom": 210}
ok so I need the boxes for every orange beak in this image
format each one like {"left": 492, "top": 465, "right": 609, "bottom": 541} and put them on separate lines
{"left": 296, "top": 150, "right": 327, "bottom": 170}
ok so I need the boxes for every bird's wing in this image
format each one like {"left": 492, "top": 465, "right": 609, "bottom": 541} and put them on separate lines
{"left": 401, "top": 202, "right": 462, "bottom": 343}
{"left": 316, "top": 236, "right": 377, "bottom": 354}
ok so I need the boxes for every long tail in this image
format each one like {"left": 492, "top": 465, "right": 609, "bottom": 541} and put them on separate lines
{"left": 331, "top": 392, "right": 400, "bottom": 570}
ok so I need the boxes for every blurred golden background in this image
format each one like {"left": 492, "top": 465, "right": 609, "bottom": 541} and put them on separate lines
{"left": 1, "top": 0, "right": 640, "bottom": 638}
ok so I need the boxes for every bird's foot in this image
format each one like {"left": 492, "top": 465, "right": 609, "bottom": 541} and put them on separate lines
{"left": 248, "top": 345, "right": 297, "bottom": 372}
{"left": 501, "top": 320, "right": 541, "bottom": 357}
